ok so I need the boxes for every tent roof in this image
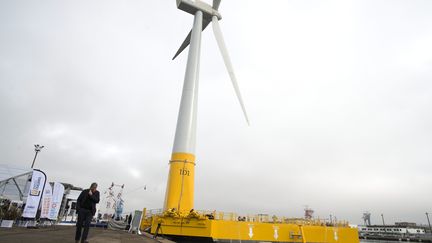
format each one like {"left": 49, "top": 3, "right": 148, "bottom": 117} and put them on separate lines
{"left": 0, "top": 164, "right": 32, "bottom": 182}
{"left": 0, "top": 164, "right": 32, "bottom": 201}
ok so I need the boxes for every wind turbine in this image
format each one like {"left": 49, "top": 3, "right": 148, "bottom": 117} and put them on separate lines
{"left": 173, "top": 0, "right": 249, "bottom": 124}
{"left": 163, "top": 0, "right": 248, "bottom": 214}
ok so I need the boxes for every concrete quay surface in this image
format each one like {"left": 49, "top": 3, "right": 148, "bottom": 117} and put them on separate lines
{"left": 0, "top": 226, "right": 162, "bottom": 243}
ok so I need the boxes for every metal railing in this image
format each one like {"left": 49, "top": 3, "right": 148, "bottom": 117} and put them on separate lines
{"left": 143, "top": 208, "right": 349, "bottom": 227}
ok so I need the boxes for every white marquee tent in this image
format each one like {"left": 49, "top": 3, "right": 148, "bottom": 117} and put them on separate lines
{"left": 0, "top": 164, "right": 32, "bottom": 202}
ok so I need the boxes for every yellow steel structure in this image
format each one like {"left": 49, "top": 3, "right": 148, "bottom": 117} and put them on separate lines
{"left": 140, "top": 210, "right": 359, "bottom": 243}
{"left": 163, "top": 153, "right": 196, "bottom": 213}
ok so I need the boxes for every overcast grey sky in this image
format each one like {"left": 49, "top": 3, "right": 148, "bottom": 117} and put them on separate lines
{"left": 1, "top": 0, "right": 431, "bottom": 225}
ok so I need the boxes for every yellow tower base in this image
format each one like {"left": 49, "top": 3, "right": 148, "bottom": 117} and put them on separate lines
{"left": 163, "top": 153, "right": 196, "bottom": 213}
{"left": 141, "top": 210, "right": 359, "bottom": 243}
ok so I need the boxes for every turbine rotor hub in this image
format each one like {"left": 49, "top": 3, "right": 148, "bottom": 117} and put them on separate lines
{"left": 177, "top": 0, "right": 222, "bottom": 20}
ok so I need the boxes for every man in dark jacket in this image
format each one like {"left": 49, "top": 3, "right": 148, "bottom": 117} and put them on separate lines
{"left": 75, "top": 182, "right": 100, "bottom": 243}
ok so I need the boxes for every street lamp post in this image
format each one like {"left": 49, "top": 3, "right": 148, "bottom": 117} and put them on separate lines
{"left": 426, "top": 212, "right": 432, "bottom": 234}
{"left": 381, "top": 213, "right": 385, "bottom": 226}
{"left": 31, "top": 144, "right": 45, "bottom": 169}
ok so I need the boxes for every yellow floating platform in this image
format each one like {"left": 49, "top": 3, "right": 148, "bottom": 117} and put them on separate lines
{"left": 141, "top": 210, "right": 359, "bottom": 243}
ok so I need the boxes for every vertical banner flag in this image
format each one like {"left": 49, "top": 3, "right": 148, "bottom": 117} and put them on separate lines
{"left": 40, "top": 183, "right": 53, "bottom": 218}
{"left": 129, "top": 210, "right": 143, "bottom": 233}
{"left": 22, "top": 169, "right": 47, "bottom": 218}
{"left": 49, "top": 182, "right": 65, "bottom": 220}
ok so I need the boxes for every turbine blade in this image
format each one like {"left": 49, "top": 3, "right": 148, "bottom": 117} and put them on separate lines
{"left": 213, "top": 0, "right": 221, "bottom": 10}
{"left": 172, "top": 20, "right": 211, "bottom": 60}
{"left": 212, "top": 16, "right": 249, "bottom": 125}
{"left": 172, "top": 30, "right": 192, "bottom": 60}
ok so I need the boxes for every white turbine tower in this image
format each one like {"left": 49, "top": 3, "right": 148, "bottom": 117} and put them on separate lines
{"left": 173, "top": 0, "right": 249, "bottom": 125}
{"left": 163, "top": 0, "right": 248, "bottom": 213}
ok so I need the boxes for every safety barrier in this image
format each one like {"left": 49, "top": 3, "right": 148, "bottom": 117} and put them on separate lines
{"left": 142, "top": 208, "right": 349, "bottom": 227}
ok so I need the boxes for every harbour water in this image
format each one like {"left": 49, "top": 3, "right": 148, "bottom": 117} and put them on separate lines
{"left": 360, "top": 234, "right": 432, "bottom": 242}
{"left": 361, "top": 241, "right": 394, "bottom": 243}
{"left": 361, "top": 241, "right": 415, "bottom": 243}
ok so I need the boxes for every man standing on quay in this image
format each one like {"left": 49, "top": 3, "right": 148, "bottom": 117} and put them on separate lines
{"left": 75, "top": 182, "right": 100, "bottom": 243}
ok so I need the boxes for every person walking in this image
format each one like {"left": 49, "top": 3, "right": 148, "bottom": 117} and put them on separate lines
{"left": 75, "top": 182, "right": 100, "bottom": 243}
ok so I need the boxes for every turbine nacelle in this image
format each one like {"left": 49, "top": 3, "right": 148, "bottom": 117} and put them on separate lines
{"left": 176, "top": 0, "right": 222, "bottom": 20}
